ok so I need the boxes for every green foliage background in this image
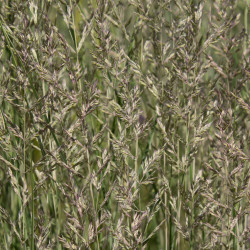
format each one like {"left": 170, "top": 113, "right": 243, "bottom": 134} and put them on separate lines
{"left": 0, "top": 0, "right": 249, "bottom": 249}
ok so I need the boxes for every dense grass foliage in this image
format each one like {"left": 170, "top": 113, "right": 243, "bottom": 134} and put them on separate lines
{"left": 0, "top": 0, "right": 249, "bottom": 249}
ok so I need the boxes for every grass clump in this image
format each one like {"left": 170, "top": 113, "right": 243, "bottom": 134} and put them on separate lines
{"left": 0, "top": 0, "right": 249, "bottom": 249}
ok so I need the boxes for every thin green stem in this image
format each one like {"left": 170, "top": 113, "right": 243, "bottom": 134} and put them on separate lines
{"left": 243, "top": 1, "right": 248, "bottom": 54}
{"left": 135, "top": 135, "right": 141, "bottom": 210}
{"left": 177, "top": 140, "right": 180, "bottom": 250}
{"left": 23, "top": 80, "right": 26, "bottom": 250}
{"left": 31, "top": 150, "right": 34, "bottom": 250}
{"left": 87, "top": 149, "right": 100, "bottom": 250}
{"left": 164, "top": 152, "right": 168, "bottom": 250}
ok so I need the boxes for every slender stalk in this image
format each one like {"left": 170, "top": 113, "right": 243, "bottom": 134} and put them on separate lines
{"left": 186, "top": 111, "right": 192, "bottom": 250}
{"left": 164, "top": 152, "right": 168, "bottom": 250}
{"left": 87, "top": 149, "right": 100, "bottom": 250}
{"left": 70, "top": 0, "right": 82, "bottom": 93}
{"left": 243, "top": 1, "right": 248, "bottom": 54}
{"left": 70, "top": 0, "right": 78, "bottom": 63}
{"left": 135, "top": 135, "right": 140, "bottom": 209}
{"left": 177, "top": 140, "right": 180, "bottom": 250}
{"left": 31, "top": 148, "right": 34, "bottom": 250}
{"left": 242, "top": 6, "right": 248, "bottom": 245}
{"left": 22, "top": 80, "right": 26, "bottom": 249}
